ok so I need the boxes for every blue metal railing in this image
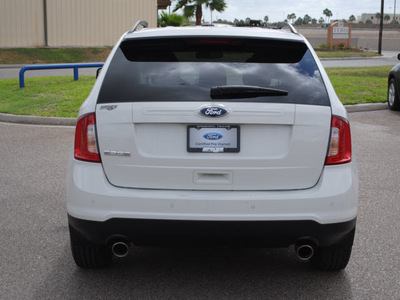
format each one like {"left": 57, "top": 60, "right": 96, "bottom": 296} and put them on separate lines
{"left": 19, "top": 63, "right": 104, "bottom": 88}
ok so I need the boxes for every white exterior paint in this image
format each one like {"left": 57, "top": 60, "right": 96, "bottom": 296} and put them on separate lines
{"left": 68, "top": 26, "right": 357, "bottom": 226}
{"left": 96, "top": 102, "right": 331, "bottom": 191}
{"left": 66, "top": 158, "right": 358, "bottom": 223}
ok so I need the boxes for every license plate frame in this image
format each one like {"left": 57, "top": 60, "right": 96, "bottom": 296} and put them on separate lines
{"left": 187, "top": 125, "right": 240, "bottom": 153}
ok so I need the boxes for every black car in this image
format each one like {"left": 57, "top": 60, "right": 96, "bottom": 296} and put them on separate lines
{"left": 388, "top": 53, "right": 400, "bottom": 111}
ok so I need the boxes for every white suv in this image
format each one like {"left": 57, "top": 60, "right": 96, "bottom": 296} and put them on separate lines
{"left": 66, "top": 21, "right": 358, "bottom": 271}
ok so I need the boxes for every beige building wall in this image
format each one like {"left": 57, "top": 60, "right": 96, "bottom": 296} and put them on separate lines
{"left": 47, "top": 0, "right": 157, "bottom": 47}
{"left": 0, "top": 0, "right": 157, "bottom": 48}
{"left": 0, "top": 0, "right": 45, "bottom": 47}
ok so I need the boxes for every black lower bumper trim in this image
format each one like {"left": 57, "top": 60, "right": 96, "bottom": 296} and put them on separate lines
{"left": 68, "top": 215, "right": 356, "bottom": 248}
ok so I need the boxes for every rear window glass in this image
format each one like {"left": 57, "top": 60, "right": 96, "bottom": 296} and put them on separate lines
{"left": 98, "top": 38, "right": 329, "bottom": 106}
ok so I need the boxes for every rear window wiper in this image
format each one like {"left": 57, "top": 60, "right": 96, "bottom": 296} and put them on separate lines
{"left": 210, "top": 85, "right": 288, "bottom": 99}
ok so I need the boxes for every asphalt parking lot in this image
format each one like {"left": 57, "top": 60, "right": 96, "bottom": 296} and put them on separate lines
{"left": 0, "top": 109, "right": 399, "bottom": 299}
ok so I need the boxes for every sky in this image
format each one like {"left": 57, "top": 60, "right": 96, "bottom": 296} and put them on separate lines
{"left": 171, "top": 0, "right": 398, "bottom": 23}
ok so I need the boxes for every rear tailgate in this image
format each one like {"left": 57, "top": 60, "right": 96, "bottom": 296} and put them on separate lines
{"left": 96, "top": 102, "right": 331, "bottom": 191}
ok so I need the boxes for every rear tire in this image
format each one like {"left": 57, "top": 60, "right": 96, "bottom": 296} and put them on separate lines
{"left": 310, "top": 228, "right": 355, "bottom": 271}
{"left": 388, "top": 78, "right": 400, "bottom": 111}
{"left": 69, "top": 225, "right": 112, "bottom": 269}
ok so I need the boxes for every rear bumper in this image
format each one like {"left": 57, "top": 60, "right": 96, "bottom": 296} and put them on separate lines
{"left": 66, "top": 158, "right": 358, "bottom": 224}
{"left": 68, "top": 214, "right": 356, "bottom": 247}
{"left": 67, "top": 155, "right": 358, "bottom": 247}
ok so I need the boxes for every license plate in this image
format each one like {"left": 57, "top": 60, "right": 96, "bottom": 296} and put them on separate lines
{"left": 187, "top": 125, "right": 240, "bottom": 153}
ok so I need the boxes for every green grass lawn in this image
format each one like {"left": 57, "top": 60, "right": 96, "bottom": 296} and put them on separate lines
{"left": 0, "top": 48, "right": 111, "bottom": 64}
{"left": 326, "top": 66, "right": 391, "bottom": 104}
{"left": 0, "top": 76, "right": 95, "bottom": 118}
{"left": 0, "top": 66, "right": 392, "bottom": 118}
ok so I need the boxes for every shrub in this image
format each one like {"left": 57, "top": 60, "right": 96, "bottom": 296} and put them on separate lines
{"left": 158, "top": 12, "right": 184, "bottom": 27}
{"left": 317, "top": 43, "right": 331, "bottom": 49}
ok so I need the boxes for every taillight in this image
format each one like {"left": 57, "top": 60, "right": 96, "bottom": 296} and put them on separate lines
{"left": 325, "top": 115, "right": 352, "bottom": 165}
{"left": 74, "top": 113, "right": 101, "bottom": 163}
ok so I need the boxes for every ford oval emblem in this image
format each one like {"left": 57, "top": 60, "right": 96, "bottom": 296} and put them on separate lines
{"left": 200, "top": 106, "right": 229, "bottom": 118}
{"left": 203, "top": 132, "right": 223, "bottom": 140}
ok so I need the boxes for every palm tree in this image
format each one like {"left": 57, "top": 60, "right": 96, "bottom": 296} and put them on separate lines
{"left": 287, "top": 13, "right": 296, "bottom": 24}
{"left": 303, "top": 14, "right": 312, "bottom": 24}
{"left": 158, "top": 12, "right": 184, "bottom": 27}
{"left": 173, "top": 0, "right": 227, "bottom": 25}
{"left": 384, "top": 14, "right": 391, "bottom": 23}
{"left": 207, "top": 0, "right": 226, "bottom": 24}
{"left": 323, "top": 8, "right": 333, "bottom": 23}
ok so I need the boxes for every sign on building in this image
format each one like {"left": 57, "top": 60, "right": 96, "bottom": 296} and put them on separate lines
{"left": 327, "top": 21, "right": 352, "bottom": 48}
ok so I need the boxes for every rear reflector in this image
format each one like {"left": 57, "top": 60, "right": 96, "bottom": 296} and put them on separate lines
{"left": 325, "top": 116, "right": 352, "bottom": 165}
{"left": 74, "top": 113, "right": 101, "bottom": 163}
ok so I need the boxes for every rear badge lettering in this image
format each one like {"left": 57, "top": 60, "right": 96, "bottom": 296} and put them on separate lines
{"left": 100, "top": 105, "right": 118, "bottom": 111}
{"left": 199, "top": 106, "right": 229, "bottom": 118}
{"left": 104, "top": 150, "right": 131, "bottom": 157}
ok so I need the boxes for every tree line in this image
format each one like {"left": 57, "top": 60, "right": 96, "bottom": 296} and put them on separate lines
{"left": 158, "top": 1, "right": 399, "bottom": 27}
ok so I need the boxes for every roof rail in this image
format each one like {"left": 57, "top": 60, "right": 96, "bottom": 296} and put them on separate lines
{"left": 278, "top": 22, "right": 298, "bottom": 34}
{"left": 128, "top": 20, "right": 148, "bottom": 33}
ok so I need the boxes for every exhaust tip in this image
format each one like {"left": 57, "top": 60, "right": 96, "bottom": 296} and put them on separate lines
{"left": 296, "top": 244, "right": 314, "bottom": 261}
{"left": 112, "top": 241, "right": 130, "bottom": 258}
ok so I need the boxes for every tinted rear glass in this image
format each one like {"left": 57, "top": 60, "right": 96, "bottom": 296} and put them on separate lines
{"left": 98, "top": 37, "right": 330, "bottom": 106}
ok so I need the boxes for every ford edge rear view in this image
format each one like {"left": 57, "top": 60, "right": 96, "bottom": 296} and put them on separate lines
{"left": 66, "top": 21, "right": 358, "bottom": 271}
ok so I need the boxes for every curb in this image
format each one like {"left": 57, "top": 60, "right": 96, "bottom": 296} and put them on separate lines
{"left": 0, "top": 64, "right": 25, "bottom": 69}
{"left": 344, "top": 102, "right": 388, "bottom": 113}
{"left": 0, "top": 103, "right": 388, "bottom": 127}
{"left": 317, "top": 51, "right": 394, "bottom": 61}
{"left": 319, "top": 55, "right": 385, "bottom": 61}
{"left": 0, "top": 112, "right": 76, "bottom": 126}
